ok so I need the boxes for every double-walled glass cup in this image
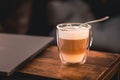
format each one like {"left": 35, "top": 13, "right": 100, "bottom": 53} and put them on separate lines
{"left": 56, "top": 23, "right": 93, "bottom": 64}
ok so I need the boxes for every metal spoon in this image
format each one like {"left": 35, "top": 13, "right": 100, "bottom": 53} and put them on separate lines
{"left": 85, "top": 16, "right": 109, "bottom": 24}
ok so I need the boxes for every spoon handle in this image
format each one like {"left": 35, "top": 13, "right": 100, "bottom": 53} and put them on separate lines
{"left": 86, "top": 16, "right": 109, "bottom": 24}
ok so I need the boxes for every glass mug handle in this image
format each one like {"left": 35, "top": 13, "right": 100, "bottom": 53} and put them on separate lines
{"left": 87, "top": 28, "right": 93, "bottom": 50}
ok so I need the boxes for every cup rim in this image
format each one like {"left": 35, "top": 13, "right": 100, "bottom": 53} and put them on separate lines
{"left": 57, "top": 22, "right": 91, "bottom": 30}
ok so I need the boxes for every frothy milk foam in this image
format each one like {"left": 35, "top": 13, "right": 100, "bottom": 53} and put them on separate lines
{"left": 59, "top": 27, "right": 89, "bottom": 63}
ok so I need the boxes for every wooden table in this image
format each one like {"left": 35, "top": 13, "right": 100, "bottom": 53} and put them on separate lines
{"left": 1, "top": 46, "right": 120, "bottom": 80}
{"left": 18, "top": 46, "right": 120, "bottom": 80}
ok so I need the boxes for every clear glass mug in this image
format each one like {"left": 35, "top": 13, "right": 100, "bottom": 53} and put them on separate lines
{"left": 56, "top": 23, "right": 93, "bottom": 64}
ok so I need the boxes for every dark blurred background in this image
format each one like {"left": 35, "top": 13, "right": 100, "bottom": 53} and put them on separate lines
{"left": 0, "top": 0, "right": 120, "bottom": 53}
{"left": 85, "top": 0, "right": 120, "bottom": 18}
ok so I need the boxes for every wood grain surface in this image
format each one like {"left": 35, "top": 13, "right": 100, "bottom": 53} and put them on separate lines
{"left": 19, "top": 46, "right": 120, "bottom": 80}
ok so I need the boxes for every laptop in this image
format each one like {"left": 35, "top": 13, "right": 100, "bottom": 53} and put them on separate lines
{"left": 0, "top": 33, "right": 54, "bottom": 76}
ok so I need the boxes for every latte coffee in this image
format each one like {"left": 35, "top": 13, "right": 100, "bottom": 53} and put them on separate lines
{"left": 58, "top": 27, "right": 89, "bottom": 63}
